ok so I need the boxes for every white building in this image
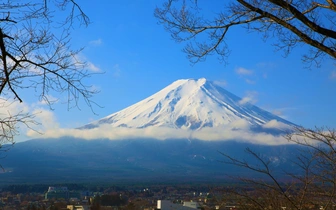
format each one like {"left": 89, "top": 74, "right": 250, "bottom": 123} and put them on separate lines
{"left": 67, "top": 205, "right": 90, "bottom": 210}
{"left": 157, "top": 200, "right": 200, "bottom": 210}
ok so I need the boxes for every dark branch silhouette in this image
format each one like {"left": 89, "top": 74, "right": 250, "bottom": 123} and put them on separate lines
{"left": 0, "top": 1, "right": 97, "bottom": 156}
{"left": 155, "top": 0, "right": 336, "bottom": 66}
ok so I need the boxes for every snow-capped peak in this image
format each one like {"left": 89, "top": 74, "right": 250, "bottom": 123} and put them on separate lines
{"left": 83, "top": 78, "right": 294, "bottom": 131}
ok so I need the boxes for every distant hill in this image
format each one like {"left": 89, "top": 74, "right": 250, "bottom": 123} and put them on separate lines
{"left": 0, "top": 137, "right": 300, "bottom": 185}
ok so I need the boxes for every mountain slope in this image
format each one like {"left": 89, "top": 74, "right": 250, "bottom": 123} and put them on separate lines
{"left": 82, "top": 78, "right": 294, "bottom": 131}
{"left": 0, "top": 137, "right": 300, "bottom": 185}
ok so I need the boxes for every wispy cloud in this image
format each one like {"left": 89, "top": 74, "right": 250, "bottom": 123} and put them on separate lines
{"left": 256, "top": 62, "right": 277, "bottom": 79}
{"left": 245, "top": 79, "right": 256, "bottom": 85}
{"left": 272, "top": 109, "right": 284, "bottom": 117}
{"left": 38, "top": 95, "right": 59, "bottom": 106}
{"left": 330, "top": 70, "right": 336, "bottom": 80}
{"left": 89, "top": 38, "right": 103, "bottom": 46}
{"left": 87, "top": 62, "right": 100, "bottom": 72}
{"left": 235, "top": 67, "right": 257, "bottom": 84}
{"left": 235, "top": 67, "right": 254, "bottom": 76}
{"left": 73, "top": 54, "right": 101, "bottom": 72}
{"left": 27, "top": 118, "right": 292, "bottom": 145}
{"left": 113, "top": 64, "right": 121, "bottom": 77}
{"left": 256, "top": 62, "right": 276, "bottom": 69}
{"left": 30, "top": 108, "right": 60, "bottom": 132}
{"left": 213, "top": 80, "right": 227, "bottom": 87}
{"left": 271, "top": 106, "right": 299, "bottom": 121}
{"left": 0, "top": 98, "right": 29, "bottom": 116}
{"left": 239, "top": 91, "right": 258, "bottom": 105}
{"left": 262, "top": 120, "right": 290, "bottom": 130}
{"left": 0, "top": 98, "right": 61, "bottom": 142}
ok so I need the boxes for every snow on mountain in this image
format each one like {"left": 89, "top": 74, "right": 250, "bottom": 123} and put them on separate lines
{"left": 83, "top": 78, "right": 295, "bottom": 131}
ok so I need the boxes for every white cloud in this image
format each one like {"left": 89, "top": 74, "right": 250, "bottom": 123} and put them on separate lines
{"left": 262, "top": 120, "right": 291, "bottom": 130}
{"left": 38, "top": 95, "right": 59, "bottom": 106}
{"left": 330, "top": 70, "right": 336, "bottom": 80}
{"left": 0, "top": 97, "right": 63, "bottom": 142}
{"left": 256, "top": 62, "right": 276, "bottom": 69}
{"left": 235, "top": 67, "right": 257, "bottom": 84}
{"left": 88, "top": 85, "right": 101, "bottom": 93}
{"left": 229, "top": 119, "right": 251, "bottom": 130}
{"left": 33, "top": 109, "right": 59, "bottom": 130}
{"left": 235, "top": 67, "right": 254, "bottom": 76}
{"left": 213, "top": 80, "right": 227, "bottom": 87}
{"left": 72, "top": 54, "right": 101, "bottom": 72}
{"left": 239, "top": 97, "right": 254, "bottom": 105}
{"left": 262, "top": 73, "right": 268, "bottom": 79}
{"left": 0, "top": 99, "right": 30, "bottom": 127}
{"left": 89, "top": 38, "right": 103, "bottom": 46}
{"left": 87, "top": 62, "right": 100, "bottom": 72}
{"left": 113, "top": 64, "right": 121, "bottom": 77}
{"left": 25, "top": 108, "right": 59, "bottom": 139}
{"left": 239, "top": 91, "right": 258, "bottom": 105}
{"left": 272, "top": 109, "right": 284, "bottom": 117}
{"left": 26, "top": 118, "right": 292, "bottom": 145}
{"left": 271, "top": 107, "right": 298, "bottom": 120}
{"left": 245, "top": 79, "right": 256, "bottom": 85}
{"left": 0, "top": 99, "right": 40, "bottom": 141}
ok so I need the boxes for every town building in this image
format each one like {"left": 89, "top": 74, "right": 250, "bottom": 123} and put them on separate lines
{"left": 157, "top": 200, "right": 201, "bottom": 210}
{"left": 45, "top": 186, "right": 80, "bottom": 200}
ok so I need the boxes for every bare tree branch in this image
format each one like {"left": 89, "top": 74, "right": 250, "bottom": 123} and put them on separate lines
{"left": 155, "top": 0, "right": 336, "bottom": 66}
{"left": 217, "top": 127, "right": 336, "bottom": 209}
{"left": 0, "top": 1, "right": 98, "bottom": 162}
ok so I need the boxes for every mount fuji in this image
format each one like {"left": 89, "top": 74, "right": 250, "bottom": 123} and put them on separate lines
{"left": 79, "top": 78, "right": 294, "bottom": 142}
{"left": 0, "top": 78, "right": 299, "bottom": 184}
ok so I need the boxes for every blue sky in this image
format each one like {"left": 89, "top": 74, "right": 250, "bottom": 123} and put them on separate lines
{"left": 13, "top": 1, "right": 336, "bottom": 141}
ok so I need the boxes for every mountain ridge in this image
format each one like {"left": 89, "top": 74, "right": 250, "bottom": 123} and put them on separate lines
{"left": 29, "top": 78, "right": 295, "bottom": 144}
{"left": 82, "top": 78, "right": 295, "bottom": 132}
